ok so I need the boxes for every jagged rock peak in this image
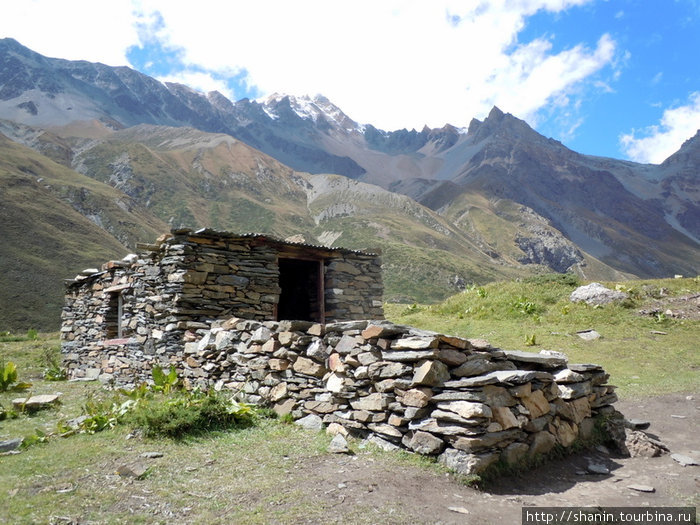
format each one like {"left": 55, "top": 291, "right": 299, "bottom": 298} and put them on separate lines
{"left": 467, "top": 105, "right": 549, "bottom": 145}
{"left": 661, "top": 129, "right": 700, "bottom": 166}
{"left": 261, "top": 93, "right": 359, "bottom": 131}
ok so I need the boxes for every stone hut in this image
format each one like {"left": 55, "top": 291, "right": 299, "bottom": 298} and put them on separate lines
{"left": 61, "top": 228, "right": 384, "bottom": 356}
{"left": 60, "top": 228, "right": 625, "bottom": 476}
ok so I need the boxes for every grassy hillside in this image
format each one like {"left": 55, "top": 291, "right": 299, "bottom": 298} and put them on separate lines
{"left": 0, "top": 134, "right": 166, "bottom": 331}
{"left": 387, "top": 276, "right": 700, "bottom": 398}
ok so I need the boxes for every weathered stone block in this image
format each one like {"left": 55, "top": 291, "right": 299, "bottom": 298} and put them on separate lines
{"left": 400, "top": 388, "right": 433, "bottom": 408}
{"left": 529, "top": 431, "right": 556, "bottom": 457}
{"left": 492, "top": 406, "right": 520, "bottom": 430}
{"left": 292, "top": 357, "right": 327, "bottom": 378}
{"left": 350, "top": 393, "right": 390, "bottom": 411}
{"left": 436, "top": 400, "right": 492, "bottom": 419}
{"left": 402, "top": 431, "right": 445, "bottom": 455}
{"left": 412, "top": 360, "right": 450, "bottom": 387}
{"left": 453, "top": 429, "right": 524, "bottom": 452}
{"left": 521, "top": 389, "right": 550, "bottom": 419}
{"left": 438, "top": 449, "right": 499, "bottom": 476}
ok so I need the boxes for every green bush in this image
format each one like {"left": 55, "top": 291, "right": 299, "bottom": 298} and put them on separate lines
{"left": 122, "top": 390, "right": 256, "bottom": 439}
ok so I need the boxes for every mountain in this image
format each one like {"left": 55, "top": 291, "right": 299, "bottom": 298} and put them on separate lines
{"left": 0, "top": 39, "right": 698, "bottom": 330}
{"left": 0, "top": 118, "right": 552, "bottom": 330}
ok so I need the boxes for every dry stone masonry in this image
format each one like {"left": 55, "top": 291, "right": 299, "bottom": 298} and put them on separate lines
{"left": 61, "top": 228, "right": 383, "bottom": 359}
{"left": 61, "top": 229, "right": 622, "bottom": 476}
{"left": 63, "top": 317, "right": 620, "bottom": 476}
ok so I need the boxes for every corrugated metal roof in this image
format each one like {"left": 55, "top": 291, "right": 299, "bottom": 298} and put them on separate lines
{"left": 176, "top": 228, "right": 380, "bottom": 257}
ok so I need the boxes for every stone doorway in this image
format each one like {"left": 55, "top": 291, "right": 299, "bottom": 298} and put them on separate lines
{"left": 277, "top": 258, "right": 324, "bottom": 323}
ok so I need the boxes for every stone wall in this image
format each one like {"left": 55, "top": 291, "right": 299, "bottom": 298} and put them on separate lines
{"left": 63, "top": 318, "right": 619, "bottom": 476}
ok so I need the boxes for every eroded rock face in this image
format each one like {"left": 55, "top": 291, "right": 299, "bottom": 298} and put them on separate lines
{"left": 515, "top": 227, "right": 584, "bottom": 273}
{"left": 570, "top": 283, "right": 629, "bottom": 306}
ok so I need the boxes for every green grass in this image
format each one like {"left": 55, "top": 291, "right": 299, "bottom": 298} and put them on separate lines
{"left": 0, "top": 335, "right": 444, "bottom": 524}
{"left": 386, "top": 276, "right": 700, "bottom": 398}
{"left": 1, "top": 275, "right": 698, "bottom": 523}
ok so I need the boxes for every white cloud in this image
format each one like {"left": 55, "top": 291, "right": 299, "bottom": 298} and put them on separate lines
{"left": 0, "top": 0, "right": 137, "bottom": 65}
{"left": 157, "top": 71, "right": 234, "bottom": 100}
{"left": 619, "top": 92, "right": 700, "bottom": 164}
{"left": 129, "top": 0, "right": 610, "bottom": 129}
{"left": 1, "top": 0, "right": 615, "bottom": 132}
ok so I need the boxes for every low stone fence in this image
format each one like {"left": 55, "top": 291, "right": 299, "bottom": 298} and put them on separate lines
{"left": 63, "top": 319, "right": 619, "bottom": 475}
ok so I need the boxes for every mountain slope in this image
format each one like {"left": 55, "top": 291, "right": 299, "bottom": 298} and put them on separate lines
{"left": 0, "top": 132, "right": 166, "bottom": 329}
{"left": 0, "top": 38, "right": 697, "bottom": 332}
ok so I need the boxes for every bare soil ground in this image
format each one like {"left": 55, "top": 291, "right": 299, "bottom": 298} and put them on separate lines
{"left": 638, "top": 292, "right": 700, "bottom": 321}
{"left": 286, "top": 393, "right": 699, "bottom": 524}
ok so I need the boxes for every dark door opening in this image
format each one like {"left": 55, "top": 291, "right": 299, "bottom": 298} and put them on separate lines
{"left": 277, "top": 258, "right": 323, "bottom": 322}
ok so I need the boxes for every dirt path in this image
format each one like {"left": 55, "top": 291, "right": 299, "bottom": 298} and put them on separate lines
{"left": 289, "top": 392, "right": 699, "bottom": 524}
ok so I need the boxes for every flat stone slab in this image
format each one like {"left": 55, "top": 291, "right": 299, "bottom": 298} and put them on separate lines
{"left": 502, "top": 350, "right": 568, "bottom": 368}
{"left": 576, "top": 329, "right": 601, "bottom": 341}
{"left": 671, "top": 453, "right": 699, "bottom": 466}
{"left": 12, "top": 394, "right": 60, "bottom": 411}
{"left": 628, "top": 484, "right": 655, "bottom": 493}
{"left": 444, "top": 370, "right": 538, "bottom": 388}
{"left": 568, "top": 363, "right": 603, "bottom": 372}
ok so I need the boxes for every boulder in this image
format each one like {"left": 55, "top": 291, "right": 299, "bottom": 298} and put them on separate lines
{"left": 570, "top": 283, "right": 628, "bottom": 306}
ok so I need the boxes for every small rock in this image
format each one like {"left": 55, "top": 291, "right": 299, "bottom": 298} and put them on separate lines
{"left": 587, "top": 463, "right": 610, "bottom": 475}
{"left": 295, "top": 414, "right": 324, "bottom": 432}
{"left": 628, "top": 484, "right": 655, "bottom": 493}
{"left": 576, "top": 329, "right": 601, "bottom": 341}
{"left": 140, "top": 452, "right": 164, "bottom": 459}
{"left": 0, "top": 438, "right": 23, "bottom": 452}
{"left": 671, "top": 453, "right": 699, "bottom": 467}
{"left": 624, "top": 418, "right": 651, "bottom": 430}
{"left": 670, "top": 415, "right": 686, "bottom": 419}
{"left": 625, "top": 430, "right": 669, "bottom": 458}
{"left": 448, "top": 507, "right": 470, "bottom": 515}
{"left": 328, "top": 434, "right": 350, "bottom": 454}
{"left": 116, "top": 462, "right": 149, "bottom": 479}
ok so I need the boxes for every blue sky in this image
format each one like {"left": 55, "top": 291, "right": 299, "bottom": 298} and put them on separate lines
{"left": 1, "top": 0, "right": 699, "bottom": 163}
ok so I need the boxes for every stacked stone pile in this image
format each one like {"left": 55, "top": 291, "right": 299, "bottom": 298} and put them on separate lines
{"left": 74, "top": 318, "right": 619, "bottom": 476}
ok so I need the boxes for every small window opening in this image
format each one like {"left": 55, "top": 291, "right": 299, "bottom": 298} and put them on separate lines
{"left": 105, "top": 292, "right": 123, "bottom": 339}
{"left": 277, "top": 258, "right": 323, "bottom": 322}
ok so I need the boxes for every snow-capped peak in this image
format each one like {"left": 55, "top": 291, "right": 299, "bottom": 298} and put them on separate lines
{"left": 260, "top": 93, "right": 360, "bottom": 132}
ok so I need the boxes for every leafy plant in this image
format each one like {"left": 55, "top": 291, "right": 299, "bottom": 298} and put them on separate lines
{"left": 525, "top": 334, "right": 537, "bottom": 346}
{"left": 26, "top": 328, "right": 38, "bottom": 341}
{"left": 512, "top": 296, "right": 539, "bottom": 316}
{"left": 20, "top": 428, "right": 49, "bottom": 449}
{"left": 40, "top": 346, "right": 67, "bottom": 381}
{"left": 151, "top": 364, "right": 179, "bottom": 393}
{"left": 0, "top": 402, "right": 18, "bottom": 421}
{"left": 0, "top": 360, "right": 32, "bottom": 392}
